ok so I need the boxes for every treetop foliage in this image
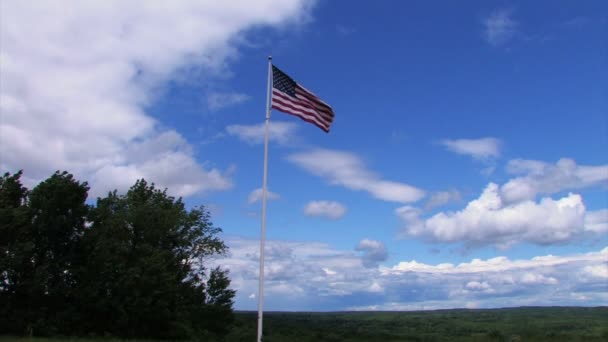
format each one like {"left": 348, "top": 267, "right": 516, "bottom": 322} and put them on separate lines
{"left": 0, "top": 171, "right": 235, "bottom": 339}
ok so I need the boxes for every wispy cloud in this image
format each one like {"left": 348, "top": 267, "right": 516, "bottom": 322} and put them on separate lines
{"left": 424, "top": 190, "right": 461, "bottom": 210}
{"left": 336, "top": 24, "right": 356, "bottom": 36}
{"left": 288, "top": 148, "right": 425, "bottom": 203}
{"left": 440, "top": 137, "right": 501, "bottom": 160}
{"left": 207, "top": 92, "right": 250, "bottom": 110}
{"left": 483, "top": 9, "right": 518, "bottom": 46}
{"left": 247, "top": 187, "right": 280, "bottom": 204}
{"left": 564, "top": 16, "right": 591, "bottom": 28}
{"left": 304, "top": 200, "right": 347, "bottom": 220}
{"left": 355, "top": 239, "right": 388, "bottom": 268}
{"left": 501, "top": 158, "right": 608, "bottom": 203}
{"left": 226, "top": 121, "right": 298, "bottom": 145}
{"left": 585, "top": 209, "right": 608, "bottom": 234}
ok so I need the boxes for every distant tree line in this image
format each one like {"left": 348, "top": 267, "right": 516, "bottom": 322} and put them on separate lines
{"left": 0, "top": 170, "right": 235, "bottom": 339}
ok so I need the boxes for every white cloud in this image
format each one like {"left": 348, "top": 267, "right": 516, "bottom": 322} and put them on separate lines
{"left": 207, "top": 92, "right": 251, "bottom": 110}
{"left": 386, "top": 247, "right": 608, "bottom": 276}
{"left": 520, "top": 273, "right": 558, "bottom": 285}
{"left": 584, "top": 209, "right": 608, "bottom": 234}
{"left": 368, "top": 281, "right": 384, "bottom": 293}
{"left": 226, "top": 121, "right": 298, "bottom": 145}
{"left": 583, "top": 265, "right": 608, "bottom": 279}
{"left": 483, "top": 9, "right": 518, "bottom": 46}
{"left": 398, "top": 183, "right": 605, "bottom": 247}
{"left": 215, "top": 237, "right": 608, "bottom": 311}
{"left": 303, "top": 200, "right": 346, "bottom": 219}
{"left": 88, "top": 130, "right": 234, "bottom": 197}
{"left": 440, "top": 137, "right": 501, "bottom": 160}
{"left": 355, "top": 239, "right": 388, "bottom": 268}
{"left": 248, "top": 187, "right": 280, "bottom": 204}
{"left": 425, "top": 190, "right": 461, "bottom": 210}
{"left": 501, "top": 158, "right": 608, "bottom": 203}
{"left": 213, "top": 238, "right": 379, "bottom": 310}
{"left": 288, "top": 148, "right": 425, "bottom": 203}
{"left": 398, "top": 158, "right": 608, "bottom": 248}
{"left": 0, "top": 0, "right": 312, "bottom": 197}
{"left": 465, "top": 281, "right": 493, "bottom": 292}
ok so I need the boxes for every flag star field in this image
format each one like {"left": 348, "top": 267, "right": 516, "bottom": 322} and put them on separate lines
{"left": 1, "top": 1, "right": 606, "bottom": 311}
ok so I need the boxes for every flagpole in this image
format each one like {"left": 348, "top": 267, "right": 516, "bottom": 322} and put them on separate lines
{"left": 257, "top": 56, "right": 272, "bottom": 342}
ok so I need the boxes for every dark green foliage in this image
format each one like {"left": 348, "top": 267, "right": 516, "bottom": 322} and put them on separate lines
{"left": 0, "top": 171, "right": 32, "bottom": 334}
{"left": 0, "top": 172, "right": 235, "bottom": 339}
{"left": 226, "top": 307, "right": 608, "bottom": 341}
{"left": 1, "top": 171, "right": 89, "bottom": 335}
{"left": 202, "top": 267, "right": 237, "bottom": 335}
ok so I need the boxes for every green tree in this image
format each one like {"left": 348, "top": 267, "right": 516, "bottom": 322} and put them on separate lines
{"left": 0, "top": 171, "right": 89, "bottom": 335}
{"left": 1, "top": 172, "right": 234, "bottom": 338}
{"left": 78, "top": 179, "right": 235, "bottom": 339}
{"left": 0, "top": 171, "right": 32, "bottom": 334}
{"left": 203, "top": 267, "right": 237, "bottom": 335}
{"left": 27, "top": 171, "right": 89, "bottom": 334}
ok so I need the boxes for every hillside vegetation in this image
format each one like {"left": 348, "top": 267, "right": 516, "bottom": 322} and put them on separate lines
{"left": 226, "top": 307, "right": 608, "bottom": 341}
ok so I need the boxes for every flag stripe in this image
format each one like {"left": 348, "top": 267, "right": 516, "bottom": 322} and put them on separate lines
{"left": 294, "top": 89, "right": 334, "bottom": 118}
{"left": 295, "top": 86, "right": 333, "bottom": 113}
{"left": 272, "top": 90, "right": 331, "bottom": 124}
{"left": 272, "top": 102, "right": 329, "bottom": 132}
{"left": 273, "top": 105, "right": 330, "bottom": 132}
{"left": 272, "top": 97, "right": 330, "bottom": 131}
{"left": 272, "top": 92, "right": 330, "bottom": 131}
{"left": 295, "top": 93, "right": 334, "bottom": 122}
{"left": 296, "top": 83, "right": 333, "bottom": 108}
{"left": 272, "top": 91, "right": 332, "bottom": 129}
{"left": 272, "top": 98, "right": 330, "bottom": 132}
{"left": 270, "top": 64, "right": 334, "bottom": 132}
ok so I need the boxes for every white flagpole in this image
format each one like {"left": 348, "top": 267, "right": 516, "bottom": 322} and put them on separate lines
{"left": 257, "top": 56, "right": 272, "bottom": 342}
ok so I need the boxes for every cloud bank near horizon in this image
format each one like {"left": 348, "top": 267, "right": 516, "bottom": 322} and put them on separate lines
{"left": 216, "top": 238, "right": 608, "bottom": 311}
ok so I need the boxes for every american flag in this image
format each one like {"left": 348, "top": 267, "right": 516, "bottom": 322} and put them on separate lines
{"left": 271, "top": 65, "right": 334, "bottom": 132}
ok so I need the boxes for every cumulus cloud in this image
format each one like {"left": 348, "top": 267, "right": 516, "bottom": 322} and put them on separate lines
{"left": 215, "top": 238, "right": 608, "bottom": 311}
{"left": 248, "top": 187, "right": 280, "bottom": 204}
{"left": 398, "top": 158, "right": 608, "bottom": 248}
{"left": 0, "top": 0, "right": 312, "bottom": 197}
{"left": 226, "top": 121, "right": 298, "bottom": 145}
{"left": 207, "top": 92, "right": 251, "bottom": 111}
{"left": 213, "top": 238, "right": 378, "bottom": 310}
{"left": 501, "top": 158, "right": 608, "bottom": 203}
{"left": 440, "top": 137, "right": 501, "bottom": 160}
{"left": 355, "top": 239, "right": 388, "bottom": 268}
{"left": 483, "top": 9, "right": 518, "bottom": 46}
{"left": 288, "top": 148, "right": 425, "bottom": 203}
{"left": 465, "top": 281, "right": 493, "bottom": 293}
{"left": 88, "top": 130, "right": 234, "bottom": 197}
{"left": 303, "top": 200, "right": 347, "bottom": 219}
{"left": 398, "top": 183, "right": 606, "bottom": 248}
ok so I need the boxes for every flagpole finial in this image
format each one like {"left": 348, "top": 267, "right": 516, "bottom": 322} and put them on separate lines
{"left": 268, "top": 55, "right": 272, "bottom": 61}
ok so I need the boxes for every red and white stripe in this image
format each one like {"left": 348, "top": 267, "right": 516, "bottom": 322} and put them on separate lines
{"left": 272, "top": 85, "right": 334, "bottom": 132}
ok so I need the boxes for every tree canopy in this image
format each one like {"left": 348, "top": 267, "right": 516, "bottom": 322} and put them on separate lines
{"left": 0, "top": 171, "right": 235, "bottom": 339}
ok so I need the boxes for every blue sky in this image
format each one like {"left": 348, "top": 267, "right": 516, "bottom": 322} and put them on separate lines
{"left": 1, "top": 1, "right": 607, "bottom": 311}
